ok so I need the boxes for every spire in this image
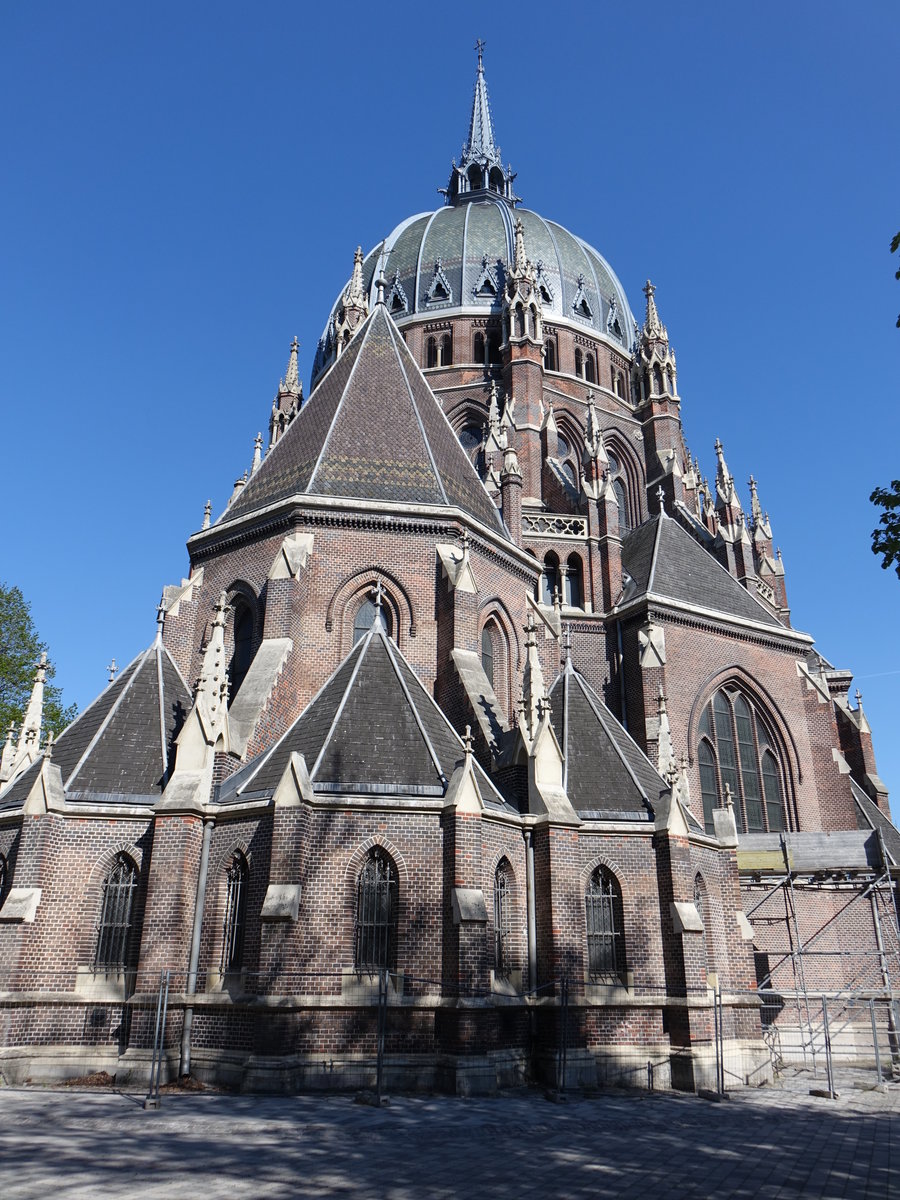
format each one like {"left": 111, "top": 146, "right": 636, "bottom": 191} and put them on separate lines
{"left": 251, "top": 432, "right": 263, "bottom": 474}
{"left": 513, "top": 216, "right": 527, "bottom": 274}
{"left": 656, "top": 689, "right": 676, "bottom": 782}
{"left": 714, "top": 438, "right": 740, "bottom": 512}
{"left": 0, "top": 725, "right": 15, "bottom": 783}
{"left": 280, "top": 336, "right": 301, "bottom": 396}
{"left": 193, "top": 592, "right": 231, "bottom": 744}
{"left": 9, "top": 653, "right": 47, "bottom": 778}
{"left": 444, "top": 44, "right": 517, "bottom": 205}
{"left": 520, "top": 612, "right": 546, "bottom": 742}
{"left": 345, "top": 246, "right": 366, "bottom": 308}
{"left": 202, "top": 499, "right": 211, "bottom": 530}
{"left": 466, "top": 38, "right": 498, "bottom": 163}
{"left": 271, "top": 336, "right": 303, "bottom": 449}
{"left": 642, "top": 280, "right": 667, "bottom": 342}
{"left": 334, "top": 246, "right": 370, "bottom": 356}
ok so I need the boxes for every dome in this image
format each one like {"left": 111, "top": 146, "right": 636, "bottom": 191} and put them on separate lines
{"left": 312, "top": 199, "right": 637, "bottom": 386}
{"left": 311, "top": 50, "right": 635, "bottom": 387}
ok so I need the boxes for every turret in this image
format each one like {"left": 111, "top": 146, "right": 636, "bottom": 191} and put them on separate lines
{"left": 333, "top": 246, "right": 369, "bottom": 356}
{"left": 269, "top": 336, "right": 303, "bottom": 448}
{"left": 636, "top": 281, "right": 685, "bottom": 512}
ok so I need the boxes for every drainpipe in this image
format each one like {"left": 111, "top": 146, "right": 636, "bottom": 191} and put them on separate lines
{"left": 524, "top": 827, "right": 538, "bottom": 990}
{"left": 179, "top": 816, "right": 213, "bottom": 1077}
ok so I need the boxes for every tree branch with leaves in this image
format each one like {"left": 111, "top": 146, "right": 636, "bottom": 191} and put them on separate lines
{"left": 0, "top": 582, "right": 77, "bottom": 739}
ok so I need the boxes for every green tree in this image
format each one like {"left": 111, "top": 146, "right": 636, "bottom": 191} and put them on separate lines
{"left": 893, "top": 231, "right": 900, "bottom": 328}
{"left": 870, "top": 481, "right": 900, "bottom": 578}
{"left": 0, "top": 582, "right": 77, "bottom": 740}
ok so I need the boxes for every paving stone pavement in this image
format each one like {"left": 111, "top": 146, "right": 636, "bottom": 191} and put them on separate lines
{"left": 0, "top": 1070, "right": 896, "bottom": 1199}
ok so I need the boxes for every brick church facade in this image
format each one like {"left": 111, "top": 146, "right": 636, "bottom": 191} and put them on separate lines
{"left": 1, "top": 49, "right": 897, "bottom": 1094}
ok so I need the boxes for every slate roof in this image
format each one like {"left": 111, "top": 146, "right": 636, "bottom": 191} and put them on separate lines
{"left": 218, "top": 620, "right": 513, "bottom": 810}
{"left": 0, "top": 639, "right": 191, "bottom": 811}
{"left": 620, "top": 514, "right": 782, "bottom": 627}
{"left": 851, "top": 778, "right": 900, "bottom": 867}
{"left": 228, "top": 303, "right": 506, "bottom": 534}
{"left": 548, "top": 662, "right": 664, "bottom": 819}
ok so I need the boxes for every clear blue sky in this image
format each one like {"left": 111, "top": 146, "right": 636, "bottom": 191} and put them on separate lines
{"left": 2, "top": 2, "right": 898, "bottom": 815}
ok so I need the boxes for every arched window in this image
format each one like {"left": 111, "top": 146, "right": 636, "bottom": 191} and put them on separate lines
{"left": 458, "top": 421, "right": 483, "bottom": 469}
{"left": 230, "top": 599, "right": 254, "bottom": 700}
{"left": 613, "top": 479, "right": 629, "bottom": 532}
{"left": 574, "top": 348, "right": 584, "bottom": 378}
{"left": 95, "top": 854, "right": 138, "bottom": 972}
{"left": 585, "top": 353, "right": 596, "bottom": 384}
{"left": 544, "top": 337, "right": 557, "bottom": 372}
{"left": 220, "top": 851, "right": 248, "bottom": 974}
{"left": 494, "top": 860, "right": 512, "bottom": 976}
{"left": 473, "top": 331, "right": 485, "bottom": 364}
{"left": 565, "top": 554, "right": 583, "bottom": 609}
{"left": 425, "top": 337, "right": 438, "bottom": 369}
{"left": 697, "top": 688, "right": 787, "bottom": 834}
{"left": 540, "top": 553, "right": 559, "bottom": 606}
{"left": 467, "top": 164, "right": 483, "bottom": 190}
{"left": 488, "top": 166, "right": 504, "bottom": 193}
{"left": 355, "top": 848, "right": 397, "bottom": 972}
{"left": 585, "top": 866, "right": 625, "bottom": 981}
{"left": 353, "top": 596, "right": 394, "bottom": 645}
{"left": 487, "top": 333, "right": 501, "bottom": 365}
{"left": 439, "top": 332, "right": 452, "bottom": 366}
{"left": 481, "top": 625, "right": 494, "bottom": 686}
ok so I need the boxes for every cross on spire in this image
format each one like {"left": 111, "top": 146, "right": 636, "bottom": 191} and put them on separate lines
{"left": 107, "top": 658, "right": 117, "bottom": 684}
{"left": 475, "top": 37, "right": 485, "bottom": 68}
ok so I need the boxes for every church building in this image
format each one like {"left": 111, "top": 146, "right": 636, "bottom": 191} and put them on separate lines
{"left": 1, "top": 49, "right": 897, "bottom": 1094}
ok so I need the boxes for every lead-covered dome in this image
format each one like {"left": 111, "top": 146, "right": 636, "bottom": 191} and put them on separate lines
{"left": 312, "top": 200, "right": 636, "bottom": 386}
{"left": 312, "top": 48, "right": 636, "bottom": 387}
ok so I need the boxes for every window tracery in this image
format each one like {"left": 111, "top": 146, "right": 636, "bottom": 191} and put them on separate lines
{"left": 585, "top": 866, "right": 625, "bottom": 981}
{"left": 697, "top": 688, "right": 787, "bottom": 835}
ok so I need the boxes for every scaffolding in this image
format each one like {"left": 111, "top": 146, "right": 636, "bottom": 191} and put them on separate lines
{"left": 741, "top": 830, "right": 900, "bottom": 1077}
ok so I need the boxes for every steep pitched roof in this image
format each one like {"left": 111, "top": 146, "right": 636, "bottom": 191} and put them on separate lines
{"left": 0, "top": 640, "right": 191, "bottom": 810}
{"left": 219, "top": 620, "right": 512, "bottom": 809}
{"left": 620, "top": 514, "right": 781, "bottom": 627}
{"left": 549, "top": 661, "right": 664, "bottom": 819}
{"left": 227, "top": 304, "right": 506, "bottom": 534}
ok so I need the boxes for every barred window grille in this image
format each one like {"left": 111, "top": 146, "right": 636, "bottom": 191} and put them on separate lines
{"left": 494, "top": 861, "right": 512, "bottom": 976}
{"left": 95, "top": 854, "right": 138, "bottom": 971}
{"left": 220, "top": 852, "right": 248, "bottom": 973}
{"left": 355, "top": 849, "right": 397, "bottom": 972}
{"left": 585, "top": 867, "right": 625, "bottom": 981}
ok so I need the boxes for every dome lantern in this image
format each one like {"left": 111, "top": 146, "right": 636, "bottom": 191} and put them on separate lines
{"left": 440, "top": 41, "right": 518, "bottom": 206}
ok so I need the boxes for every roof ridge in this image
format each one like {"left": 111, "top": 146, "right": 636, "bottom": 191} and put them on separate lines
{"left": 381, "top": 631, "right": 448, "bottom": 786}
{"left": 570, "top": 669, "right": 661, "bottom": 800}
{"left": 384, "top": 314, "right": 449, "bottom": 506}
{"left": 65, "top": 645, "right": 154, "bottom": 790}
{"left": 647, "top": 513, "right": 664, "bottom": 594}
{"left": 309, "top": 625, "right": 374, "bottom": 779}
{"left": 306, "top": 314, "right": 375, "bottom": 495}
{"left": 235, "top": 638, "right": 367, "bottom": 796}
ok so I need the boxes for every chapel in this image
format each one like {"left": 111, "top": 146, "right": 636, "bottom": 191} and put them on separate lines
{"left": 0, "top": 48, "right": 897, "bottom": 1094}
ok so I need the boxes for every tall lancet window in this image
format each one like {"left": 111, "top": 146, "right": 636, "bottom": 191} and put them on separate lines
{"left": 355, "top": 848, "right": 397, "bottom": 972}
{"left": 696, "top": 688, "right": 787, "bottom": 835}
{"left": 220, "top": 852, "right": 249, "bottom": 974}
{"left": 585, "top": 866, "right": 625, "bottom": 982}
{"left": 494, "top": 860, "right": 512, "bottom": 976}
{"left": 95, "top": 854, "right": 138, "bottom": 972}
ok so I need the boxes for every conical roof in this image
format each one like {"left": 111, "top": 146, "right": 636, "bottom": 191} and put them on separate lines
{"left": 218, "top": 619, "right": 512, "bottom": 808}
{"left": 549, "top": 661, "right": 665, "bottom": 819}
{"left": 228, "top": 304, "right": 506, "bottom": 534}
{"left": 0, "top": 639, "right": 191, "bottom": 810}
